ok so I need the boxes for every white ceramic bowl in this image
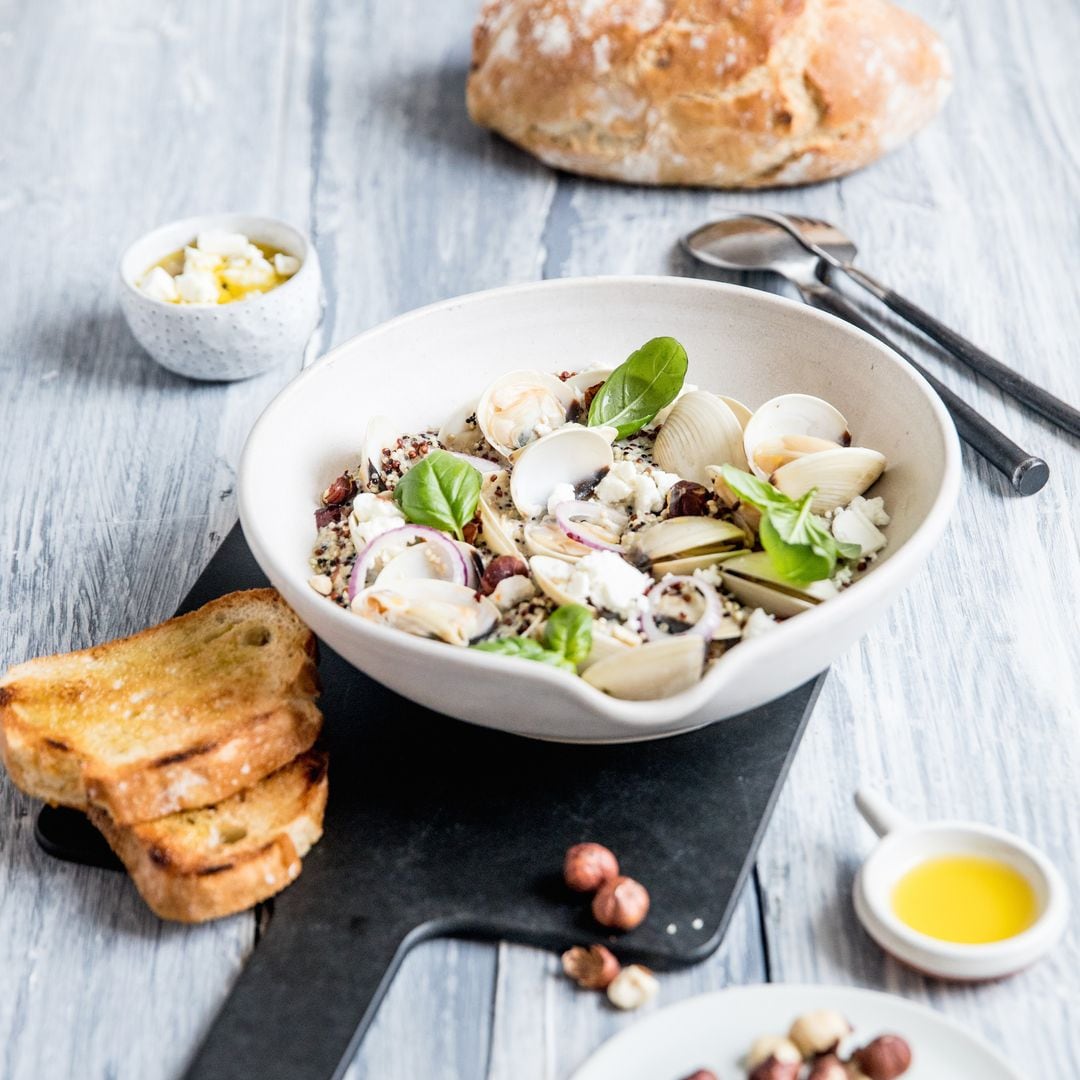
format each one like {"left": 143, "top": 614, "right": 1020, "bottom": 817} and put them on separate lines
{"left": 853, "top": 789, "right": 1068, "bottom": 980}
{"left": 238, "top": 276, "right": 961, "bottom": 743}
{"left": 119, "top": 213, "right": 322, "bottom": 381}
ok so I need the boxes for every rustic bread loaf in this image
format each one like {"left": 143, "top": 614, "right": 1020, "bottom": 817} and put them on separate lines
{"left": 467, "top": 0, "right": 952, "bottom": 188}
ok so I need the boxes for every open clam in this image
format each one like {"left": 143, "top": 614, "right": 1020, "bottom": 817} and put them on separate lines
{"left": 718, "top": 552, "right": 837, "bottom": 618}
{"left": 438, "top": 396, "right": 485, "bottom": 455}
{"left": 742, "top": 394, "right": 886, "bottom": 513}
{"left": 363, "top": 414, "right": 400, "bottom": 488}
{"left": 582, "top": 636, "right": 705, "bottom": 700}
{"left": 633, "top": 516, "right": 747, "bottom": 577}
{"left": 476, "top": 369, "right": 578, "bottom": 458}
{"left": 509, "top": 425, "right": 614, "bottom": 519}
{"left": 352, "top": 579, "right": 499, "bottom": 645}
{"left": 580, "top": 621, "right": 641, "bottom": 672}
{"left": 524, "top": 520, "right": 594, "bottom": 562}
{"left": 654, "top": 391, "right": 748, "bottom": 482}
{"left": 529, "top": 555, "right": 587, "bottom": 608}
{"left": 478, "top": 495, "right": 522, "bottom": 557}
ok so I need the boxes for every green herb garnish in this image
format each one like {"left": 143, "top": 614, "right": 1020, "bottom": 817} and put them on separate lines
{"left": 473, "top": 604, "right": 594, "bottom": 672}
{"left": 587, "top": 336, "right": 688, "bottom": 439}
{"left": 720, "top": 465, "right": 860, "bottom": 584}
{"left": 393, "top": 449, "right": 482, "bottom": 541}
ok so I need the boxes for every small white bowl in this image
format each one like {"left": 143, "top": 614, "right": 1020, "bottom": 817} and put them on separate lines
{"left": 853, "top": 788, "right": 1068, "bottom": 981}
{"left": 118, "top": 213, "right": 322, "bottom": 381}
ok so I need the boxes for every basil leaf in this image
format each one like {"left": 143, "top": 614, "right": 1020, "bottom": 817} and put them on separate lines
{"left": 542, "top": 604, "right": 593, "bottom": 665}
{"left": 719, "top": 465, "right": 855, "bottom": 584}
{"left": 393, "top": 449, "right": 481, "bottom": 541}
{"left": 587, "top": 336, "right": 688, "bottom": 439}
{"left": 473, "top": 636, "right": 576, "bottom": 672}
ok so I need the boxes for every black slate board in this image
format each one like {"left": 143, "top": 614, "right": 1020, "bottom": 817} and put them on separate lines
{"left": 37, "top": 524, "right": 824, "bottom": 1080}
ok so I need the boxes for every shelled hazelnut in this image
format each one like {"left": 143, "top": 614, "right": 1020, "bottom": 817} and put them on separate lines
{"left": 605, "top": 964, "right": 659, "bottom": 1010}
{"left": 563, "top": 842, "right": 619, "bottom": 893}
{"left": 561, "top": 944, "right": 620, "bottom": 990}
{"left": 788, "top": 1009, "right": 852, "bottom": 1057}
{"left": 806, "top": 1054, "right": 847, "bottom": 1080}
{"left": 747, "top": 1057, "right": 800, "bottom": 1080}
{"left": 850, "top": 1035, "right": 912, "bottom": 1079}
{"left": 592, "top": 875, "right": 650, "bottom": 931}
{"left": 746, "top": 1036, "right": 802, "bottom": 1072}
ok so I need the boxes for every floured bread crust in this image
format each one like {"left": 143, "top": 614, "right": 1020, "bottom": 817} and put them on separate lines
{"left": 467, "top": 0, "right": 952, "bottom": 188}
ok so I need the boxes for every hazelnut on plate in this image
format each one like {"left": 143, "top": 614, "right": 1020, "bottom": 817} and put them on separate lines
{"left": 788, "top": 1009, "right": 852, "bottom": 1057}
{"left": 850, "top": 1034, "right": 912, "bottom": 1079}
{"left": 806, "top": 1054, "right": 847, "bottom": 1080}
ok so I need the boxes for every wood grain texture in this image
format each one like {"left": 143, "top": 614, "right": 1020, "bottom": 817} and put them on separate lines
{"left": 1, "top": 0, "right": 1077, "bottom": 1077}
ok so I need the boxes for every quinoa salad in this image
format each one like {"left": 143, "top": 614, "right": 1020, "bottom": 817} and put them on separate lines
{"left": 309, "top": 336, "right": 890, "bottom": 701}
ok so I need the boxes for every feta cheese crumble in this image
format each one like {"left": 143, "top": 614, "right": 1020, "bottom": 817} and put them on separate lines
{"left": 137, "top": 229, "right": 301, "bottom": 306}
{"left": 565, "top": 551, "right": 651, "bottom": 620}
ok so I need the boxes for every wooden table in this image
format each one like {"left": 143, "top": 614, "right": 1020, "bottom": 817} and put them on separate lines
{"left": 1, "top": 2, "right": 1077, "bottom": 1075}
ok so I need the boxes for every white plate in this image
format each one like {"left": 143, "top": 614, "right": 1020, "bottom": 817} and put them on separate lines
{"left": 571, "top": 984, "right": 1020, "bottom": 1080}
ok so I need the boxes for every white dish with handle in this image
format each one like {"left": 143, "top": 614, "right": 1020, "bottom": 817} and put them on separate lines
{"left": 237, "top": 276, "right": 961, "bottom": 743}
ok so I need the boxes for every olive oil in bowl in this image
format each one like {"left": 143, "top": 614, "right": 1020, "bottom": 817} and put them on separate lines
{"left": 891, "top": 855, "right": 1039, "bottom": 945}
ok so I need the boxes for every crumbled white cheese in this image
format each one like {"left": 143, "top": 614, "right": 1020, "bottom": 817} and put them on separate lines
{"left": 491, "top": 575, "right": 536, "bottom": 611}
{"left": 348, "top": 492, "right": 406, "bottom": 552}
{"left": 567, "top": 551, "right": 650, "bottom": 619}
{"left": 274, "top": 252, "right": 301, "bottom": 276}
{"left": 195, "top": 229, "right": 251, "bottom": 257}
{"left": 174, "top": 269, "right": 220, "bottom": 304}
{"left": 692, "top": 564, "right": 723, "bottom": 588}
{"left": 221, "top": 255, "right": 275, "bottom": 290}
{"left": 547, "top": 482, "right": 576, "bottom": 518}
{"left": 183, "top": 245, "right": 224, "bottom": 274}
{"left": 139, "top": 265, "right": 179, "bottom": 302}
{"left": 849, "top": 494, "right": 890, "bottom": 527}
{"left": 831, "top": 495, "right": 888, "bottom": 557}
{"left": 741, "top": 608, "right": 777, "bottom": 639}
{"left": 596, "top": 460, "right": 676, "bottom": 517}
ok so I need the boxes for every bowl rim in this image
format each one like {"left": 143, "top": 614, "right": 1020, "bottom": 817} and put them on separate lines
{"left": 117, "top": 211, "right": 316, "bottom": 312}
{"left": 238, "top": 274, "right": 963, "bottom": 727}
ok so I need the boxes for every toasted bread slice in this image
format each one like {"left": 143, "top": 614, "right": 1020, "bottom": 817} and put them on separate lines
{"left": 0, "top": 589, "right": 321, "bottom": 824}
{"left": 90, "top": 750, "right": 328, "bottom": 922}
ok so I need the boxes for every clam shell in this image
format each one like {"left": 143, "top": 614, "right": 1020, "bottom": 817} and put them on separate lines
{"left": 771, "top": 446, "right": 887, "bottom": 514}
{"left": 719, "top": 552, "right": 837, "bottom": 619}
{"left": 635, "top": 516, "right": 745, "bottom": 563}
{"left": 363, "top": 414, "right": 400, "bottom": 487}
{"left": 476, "top": 369, "right": 577, "bottom": 457}
{"left": 352, "top": 579, "right": 499, "bottom": 645}
{"left": 563, "top": 368, "right": 612, "bottom": 395}
{"left": 651, "top": 549, "right": 749, "bottom": 577}
{"left": 654, "top": 391, "right": 747, "bottom": 482}
{"left": 529, "top": 555, "right": 588, "bottom": 608}
{"left": 579, "top": 622, "right": 640, "bottom": 672}
{"left": 509, "top": 425, "right": 614, "bottom": 519}
{"left": 373, "top": 542, "right": 455, "bottom": 586}
{"left": 478, "top": 495, "right": 522, "bottom": 557}
{"left": 743, "top": 394, "right": 850, "bottom": 479}
{"left": 719, "top": 396, "right": 752, "bottom": 429}
{"left": 438, "top": 396, "right": 485, "bottom": 454}
{"left": 524, "top": 520, "right": 593, "bottom": 562}
{"left": 582, "top": 636, "right": 705, "bottom": 700}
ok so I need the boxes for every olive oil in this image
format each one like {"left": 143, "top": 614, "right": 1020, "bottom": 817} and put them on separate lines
{"left": 891, "top": 855, "right": 1038, "bottom": 944}
{"left": 151, "top": 240, "right": 290, "bottom": 304}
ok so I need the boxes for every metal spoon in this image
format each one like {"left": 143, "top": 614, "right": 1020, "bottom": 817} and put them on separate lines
{"left": 682, "top": 217, "right": 1050, "bottom": 496}
{"left": 745, "top": 210, "right": 1080, "bottom": 439}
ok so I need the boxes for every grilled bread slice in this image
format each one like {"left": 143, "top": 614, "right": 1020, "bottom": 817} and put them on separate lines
{"left": 91, "top": 750, "right": 328, "bottom": 922}
{"left": 0, "top": 589, "right": 322, "bottom": 824}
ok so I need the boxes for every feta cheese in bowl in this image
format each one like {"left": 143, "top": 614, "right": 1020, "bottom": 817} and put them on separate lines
{"left": 119, "top": 214, "right": 322, "bottom": 380}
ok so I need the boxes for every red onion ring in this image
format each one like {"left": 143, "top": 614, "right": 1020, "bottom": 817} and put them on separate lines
{"left": 553, "top": 500, "right": 627, "bottom": 553}
{"left": 641, "top": 574, "right": 722, "bottom": 641}
{"left": 347, "top": 525, "right": 467, "bottom": 599}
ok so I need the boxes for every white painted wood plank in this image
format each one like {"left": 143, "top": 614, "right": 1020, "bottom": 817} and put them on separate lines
{"left": 0, "top": 2, "right": 317, "bottom": 1078}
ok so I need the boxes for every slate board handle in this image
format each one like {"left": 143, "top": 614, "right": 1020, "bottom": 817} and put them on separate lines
{"left": 181, "top": 904, "right": 424, "bottom": 1080}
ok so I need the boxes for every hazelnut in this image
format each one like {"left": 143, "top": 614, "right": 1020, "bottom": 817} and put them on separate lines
{"left": 850, "top": 1035, "right": 912, "bottom": 1080}
{"left": 592, "top": 875, "right": 650, "bottom": 931}
{"left": 666, "top": 479, "right": 711, "bottom": 517}
{"left": 479, "top": 554, "right": 529, "bottom": 596}
{"left": 806, "top": 1054, "right": 847, "bottom": 1080}
{"left": 605, "top": 964, "right": 659, "bottom": 1010}
{"left": 321, "top": 473, "right": 357, "bottom": 507}
{"left": 563, "top": 843, "right": 620, "bottom": 893}
{"left": 747, "top": 1057, "right": 800, "bottom": 1080}
{"left": 746, "top": 1035, "right": 802, "bottom": 1071}
{"left": 560, "top": 944, "right": 620, "bottom": 990}
{"left": 788, "top": 1009, "right": 852, "bottom": 1058}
